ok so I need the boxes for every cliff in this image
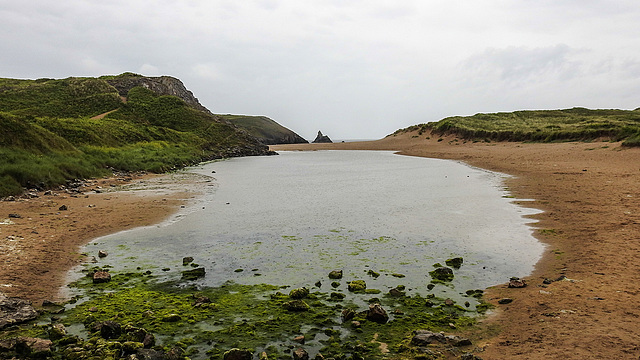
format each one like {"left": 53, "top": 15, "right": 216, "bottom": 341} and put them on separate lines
{"left": 220, "top": 115, "right": 308, "bottom": 145}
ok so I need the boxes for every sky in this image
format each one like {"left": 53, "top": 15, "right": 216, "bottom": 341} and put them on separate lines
{"left": 2, "top": 1, "right": 640, "bottom": 140}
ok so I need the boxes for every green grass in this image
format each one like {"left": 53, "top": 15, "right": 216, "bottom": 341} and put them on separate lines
{"left": 394, "top": 107, "right": 640, "bottom": 146}
{"left": 0, "top": 74, "right": 269, "bottom": 197}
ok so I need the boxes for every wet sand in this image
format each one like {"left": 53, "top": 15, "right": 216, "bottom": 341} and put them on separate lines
{"left": 272, "top": 132, "right": 640, "bottom": 359}
{"left": 1, "top": 131, "right": 639, "bottom": 359}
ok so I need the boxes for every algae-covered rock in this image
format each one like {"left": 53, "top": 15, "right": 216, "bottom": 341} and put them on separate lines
{"left": 95, "top": 321, "right": 122, "bottom": 339}
{"left": 284, "top": 300, "right": 310, "bottom": 312}
{"left": 0, "top": 292, "right": 38, "bottom": 330}
{"left": 429, "top": 267, "right": 454, "bottom": 281}
{"left": 367, "top": 270, "right": 380, "bottom": 278}
{"left": 122, "top": 341, "right": 144, "bottom": 354}
{"left": 49, "top": 323, "right": 66, "bottom": 340}
{"left": 445, "top": 257, "right": 464, "bottom": 269}
{"left": 182, "top": 256, "right": 194, "bottom": 265}
{"left": 341, "top": 308, "right": 356, "bottom": 322}
{"left": 161, "top": 314, "right": 181, "bottom": 322}
{"left": 347, "top": 280, "right": 366, "bottom": 292}
{"left": 92, "top": 271, "right": 111, "bottom": 284}
{"left": 293, "top": 347, "right": 310, "bottom": 360}
{"left": 328, "top": 270, "right": 343, "bottom": 279}
{"left": 330, "top": 292, "right": 346, "bottom": 301}
{"left": 331, "top": 281, "right": 340, "bottom": 288}
{"left": 181, "top": 267, "right": 206, "bottom": 280}
{"left": 289, "top": 287, "right": 309, "bottom": 299}
{"left": 366, "top": 303, "right": 389, "bottom": 324}
{"left": 223, "top": 348, "right": 253, "bottom": 360}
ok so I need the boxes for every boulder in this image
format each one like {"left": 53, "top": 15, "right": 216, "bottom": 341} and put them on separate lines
{"left": 366, "top": 303, "right": 389, "bottom": 324}
{"left": 429, "top": 267, "right": 454, "bottom": 281}
{"left": 289, "top": 287, "right": 309, "bottom": 299}
{"left": 223, "top": 348, "right": 253, "bottom": 360}
{"left": 0, "top": 292, "right": 38, "bottom": 329}
{"left": 445, "top": 257, "right": 464, "bottom": 269}
{"left": 347, "top": 280, "right": 366, "bottom": 292}
{"left": 293, "top": 348, "right": 310, "bottom": 360}
{"left": 182, "top": 256, "right": 194, "bottom": 266}
{"left": 92, "top": 271, "right": 111, "bottom": 283}
{"left": 98, "top": 250, "right": 108, "bottom": 258}
{"left": 0, "top": 337, "right": 52, "bottom": 357}
{"left": 328, "top": 270, "right": 343, "bottom": 279}
{"left": 508, "top": 277, "right": 527, "bottom": 288}
{"left": 96, "top": 320, "right": 122, "bottom": 339}
{"left": 181, "top": 267, "right": 206, "bottom": 280}
{"left": 284, "top": 300, "right": 310, "bottom": 312}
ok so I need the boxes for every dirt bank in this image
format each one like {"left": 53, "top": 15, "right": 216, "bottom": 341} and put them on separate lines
{"left": 272, "top": 132, "right": 640, "bottom": 359}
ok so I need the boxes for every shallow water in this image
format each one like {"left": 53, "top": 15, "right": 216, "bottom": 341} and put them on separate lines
{"left": 78, "top": 151, "right": 544, "bottom": 304}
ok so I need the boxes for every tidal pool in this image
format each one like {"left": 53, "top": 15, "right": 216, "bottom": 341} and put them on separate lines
{"left": 75, "top": 151, "right": 543, "bottom": 304}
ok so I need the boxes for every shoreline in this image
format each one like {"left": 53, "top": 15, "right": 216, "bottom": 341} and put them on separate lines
{"left": 1, "top": 132, "right": 638, "bottom": 358}
{"left": 272, "top": 133, "right": 640, "bottom": 359}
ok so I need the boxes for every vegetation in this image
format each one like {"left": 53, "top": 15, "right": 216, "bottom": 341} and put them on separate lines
{"left": 394, "top": 107, "right": 640, "bottom": 146}
{"left": 0, "top": 75, "right": 270, "bottom": 197}
{"left": 220, "top": 114, "right": 308, "bottom": 145}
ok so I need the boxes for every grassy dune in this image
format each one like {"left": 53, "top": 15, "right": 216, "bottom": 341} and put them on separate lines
{"left": 396, "top": 107, "right": 640, "bottom": 146}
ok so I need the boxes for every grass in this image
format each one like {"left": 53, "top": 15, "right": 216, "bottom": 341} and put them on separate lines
{"left": 219, "top": 114, "right": 308, "bottom": 145}
{"left": 394, "top": 107, "right": 640, "bottom": 146}
{"left": 0, "top": 74, "right": 270, "bottom": 197}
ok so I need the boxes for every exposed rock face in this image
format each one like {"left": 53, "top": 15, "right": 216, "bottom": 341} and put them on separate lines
{"left": 106, "top": 75, "right": 212, "bottom": 114}
{"left": 312, "top": 131, "right": 333, "bottom": 143}
{"left": 0, "top": 292, "right": 38, "bottom": 329}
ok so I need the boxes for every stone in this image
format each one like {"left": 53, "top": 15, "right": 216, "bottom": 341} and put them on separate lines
{"left": 412, "top": 330, "right": 445, "bottom": 345}
{"left": 97, "top": 320, "right": 122, "bottom": 339}
{"left": 284, "top": 300, "right": 310, "bottom": 312}
{"left": 181, "top": 267, "right": 206, "bottom": 280}
{"left": 498, "top": 298, "right": 513, "bottom": 304}
{"left": 1, "top": 337, "right": 52, "bottom": 357}
{"left": 508, "top": 277, "right": 527, "bottom": 288}
{"left": 123, "top": 341, "right": 144, "bottom": 354}
{"left": 444, "top": 334, "right": 472, "bottom": 346}
{"left": 223, "top": 348, "right": 253, "bottom": 360}
{"left": 389, "top": 287, "right": 405, "bottom": 297}
{"left": 182, "top": 256, "right": 194, "bottom": 265}
{"left": 445, "top": 257, "right": 464, "bottom": 269}
{"left": 92, "top": 271, "right": 111, "bottom": 283}
{"left": 293, "top": 347, "right": 310, "bottom": 360}
{"left": 329, "top": 292, "right": 345, "bottom": 301}
{"left": 444, "top": 298, "right": 454, "bottom": 306}
{"left": 98, "top": 250, "right": 108, "bottom": 258}
{"left": 289, "top": 287, "right": 309, "bottom": 299}
{"left": 0, "top": 292, "right": 38, "bottom": 329}
{"left": 429, "top": 267, "right": 454, "bottom": 281}
{"left": 366, "top": 303, "right": 389, "bottom": 324}
{"left": 341, "top": 308, "right": 356, "bottom": 322}
{"left": 59, "top": 204, "right": 68, "bottom": 211}
{"left": 294, "top": 335, "right": 305, "bottom": 343}
{"left": 49, "top": 323, "right": 66, "bottom": 340}
{"left": 347, "top": 280, "right": 366, "bottom": 292}
{"left": 136, "top": 348, "right": 169, "bottom": 360}
{"left": 161, "top": 314, "right": 181, "bottom": 322}
{"left": 328, "top": 270, "right": 343, "bottom": 279}
{"left": 8, "top": 213, "right": 21, "bottom": 218}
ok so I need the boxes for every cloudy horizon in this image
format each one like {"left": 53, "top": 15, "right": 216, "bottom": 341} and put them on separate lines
{"left": 2, "top": 1, "right": 640, "bottom": 140}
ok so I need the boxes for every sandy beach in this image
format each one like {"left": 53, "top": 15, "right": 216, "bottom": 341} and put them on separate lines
{"left": 1, "top": 131, "right": 639, "bottom": 359}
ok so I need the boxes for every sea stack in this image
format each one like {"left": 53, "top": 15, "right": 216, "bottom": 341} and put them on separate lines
{"left": 312, "top": 130, "right": 333, "bottom": 143}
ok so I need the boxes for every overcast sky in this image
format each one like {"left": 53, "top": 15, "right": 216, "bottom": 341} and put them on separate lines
{"left": 2, "top": 1, "right": 640, "bottom": 140}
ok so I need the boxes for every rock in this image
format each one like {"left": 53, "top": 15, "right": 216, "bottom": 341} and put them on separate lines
{"left": 315, "top": 280, "right": 322, "bottom": 288}
{"left": 444, "top": 298, "right": 455, "bottom": 306}
{"left": 136, "top": 348, "right": 169, "bottom": 360}
{"left": 341, "top": 308, "right": 356, "bottom": 322}
{"left": 389, "top": 287, "right": 405, "bottom": 297}
{"left": 92, "top": 271, "right": 111, "bottom": 283}
{"left": 165, "top": 347, "right": 185, "bottom": 360}
{"left": 98, "top": 250, "right": 108, "bottom": 258}
{"left": 59, "top": 204, "right": 68, "bottom": 211}
{"left": 366, "top": 303, "right": 389, "bottom": 324}
{"left": 445, "top": 257, "right": 464, "bottom": 269}
{"left": 0, "top": 292, "right": 38, "bottom": 329}
{"left": 347, "top": 280, "right": 366, "bottom": 292}
{"left": 8, "top": 213, "right": 21, "bottom": 218}
{"left": 367, "top": 269, "right": 380, "bottom": 278}
{"left": 331, "top": 281, "right": 340, "bottom": 288}
{"left": 223, "top": 348, "right": 253, "bottom": 360}
{"left": 498, "top": 298, "right": 513, "bottom": 304}
{"left": 123, "top": 341, "right": 144, "bottom": 354}
{"left": 293, "top": 335, "right": 305, "bottom": 344}
{"left": 181, "top": 267, "right": 206, "bottom": 280}
{"left": 312, "top": 130, "right": 332, "bottom": 143}
{"left": 162, "top": 314, "right": 182, "bottom": 322}
{"left": 0, "top": 337, "right": 52, "bottom": 357}
{"left": 444, "top": 334, "right": 472, "bottom": 346}
{"left": 460, "top": 353, "right": 483, "bottom": 360}
{"left": 182, "top": 256, "right": 194, "bottom": 265}
{"left": 289, "top": 287, "right": 309, "bottom": 299}
{"left": 193, "top": 295, "right": 211, "bottom": 307}
{"left": 293, "top": 348, "right": 310, "bottom": 360}
{"left": 412, "top": 330, "right": 445, "bottom": 345}
{"left": 330, "top": 292, "right": 346, "bottom": 301}
{"left": 97, "top": 320, "right": 122, "bottom": 339}
{"left": 328, "top": 270, "right": 343, "bottom": 279}
{"left": 508, "top": 278, "right": 527, "bottom": 288}
{"left": 351, "top": 320, "right": 361, "bottom": 328}
{"left": 49, "top": 323, "right": 66, "bottom": 340}
{"left": 429, "top": 267, "right": 454, "bottom": 281}
{"left": 260, "top": 352, "right": 269, "bottom": 360}
{"left": 284, "top": 300, "right": 310, "bottom": 311}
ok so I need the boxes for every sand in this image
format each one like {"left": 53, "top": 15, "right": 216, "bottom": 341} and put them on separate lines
{"left": 1, "top": 131, "right": 639, "bottom": 359}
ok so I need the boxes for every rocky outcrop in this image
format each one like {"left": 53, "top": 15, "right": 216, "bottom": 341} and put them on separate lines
{"left": 106, "top": 74, "right": 212, "bottom": 114}
{"left": 0, "top": 292, "right": 38, "bottom": 329}
{"left": 221, "top": 115, "right": 308, "bottom": 145}
{"left": 313, "top": 131, "right": 333, "bottom": 143}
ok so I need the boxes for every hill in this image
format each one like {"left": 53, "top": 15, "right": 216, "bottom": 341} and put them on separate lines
{"left": 219, "top": 114, "right": 308, "bottom": 144}
{"left": 0, "top": 73, "right": 274, "bottom": 197}
{"left": 393, "top": 107, "right": 640, "bottom": 146}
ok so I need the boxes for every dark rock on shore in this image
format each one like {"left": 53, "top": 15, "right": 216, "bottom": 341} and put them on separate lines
{"left": 328, "top": 270, "right": 343, "bottom": 279}
{"left": 366, "top": 303, "right": 389, "bottom": 324}
{"left": 92, "top": 270, "right": 112, "bottom": 283}
{"left": 312, "top": 131, "right": 333, "bottom": 143}
{"left": 0, "top": 292, "right": 38, "bottom": 329}
{"left": 429, "top": 267, "right": 455, "bottom": 281}
{"left": 411, "top": 330, "right": 472, "bottom": 347}
{"left": 223, "top": 348, "right": 253, "bottom": 360}
{"left": 508, "top": 277, "right": 527, "bottom": 288}
{"left": 181, "top": 267, "right": 206, "bottom": 280}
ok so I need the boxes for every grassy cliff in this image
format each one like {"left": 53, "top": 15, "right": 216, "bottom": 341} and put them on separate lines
{"left": 0, "top": 73, "right": 272, "bottom": 197}
{"left": 220, "top": 114, "right": 308, "bottom": 145}
{"left": 395, "top": 107, "right": 640, "bottom": 146}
